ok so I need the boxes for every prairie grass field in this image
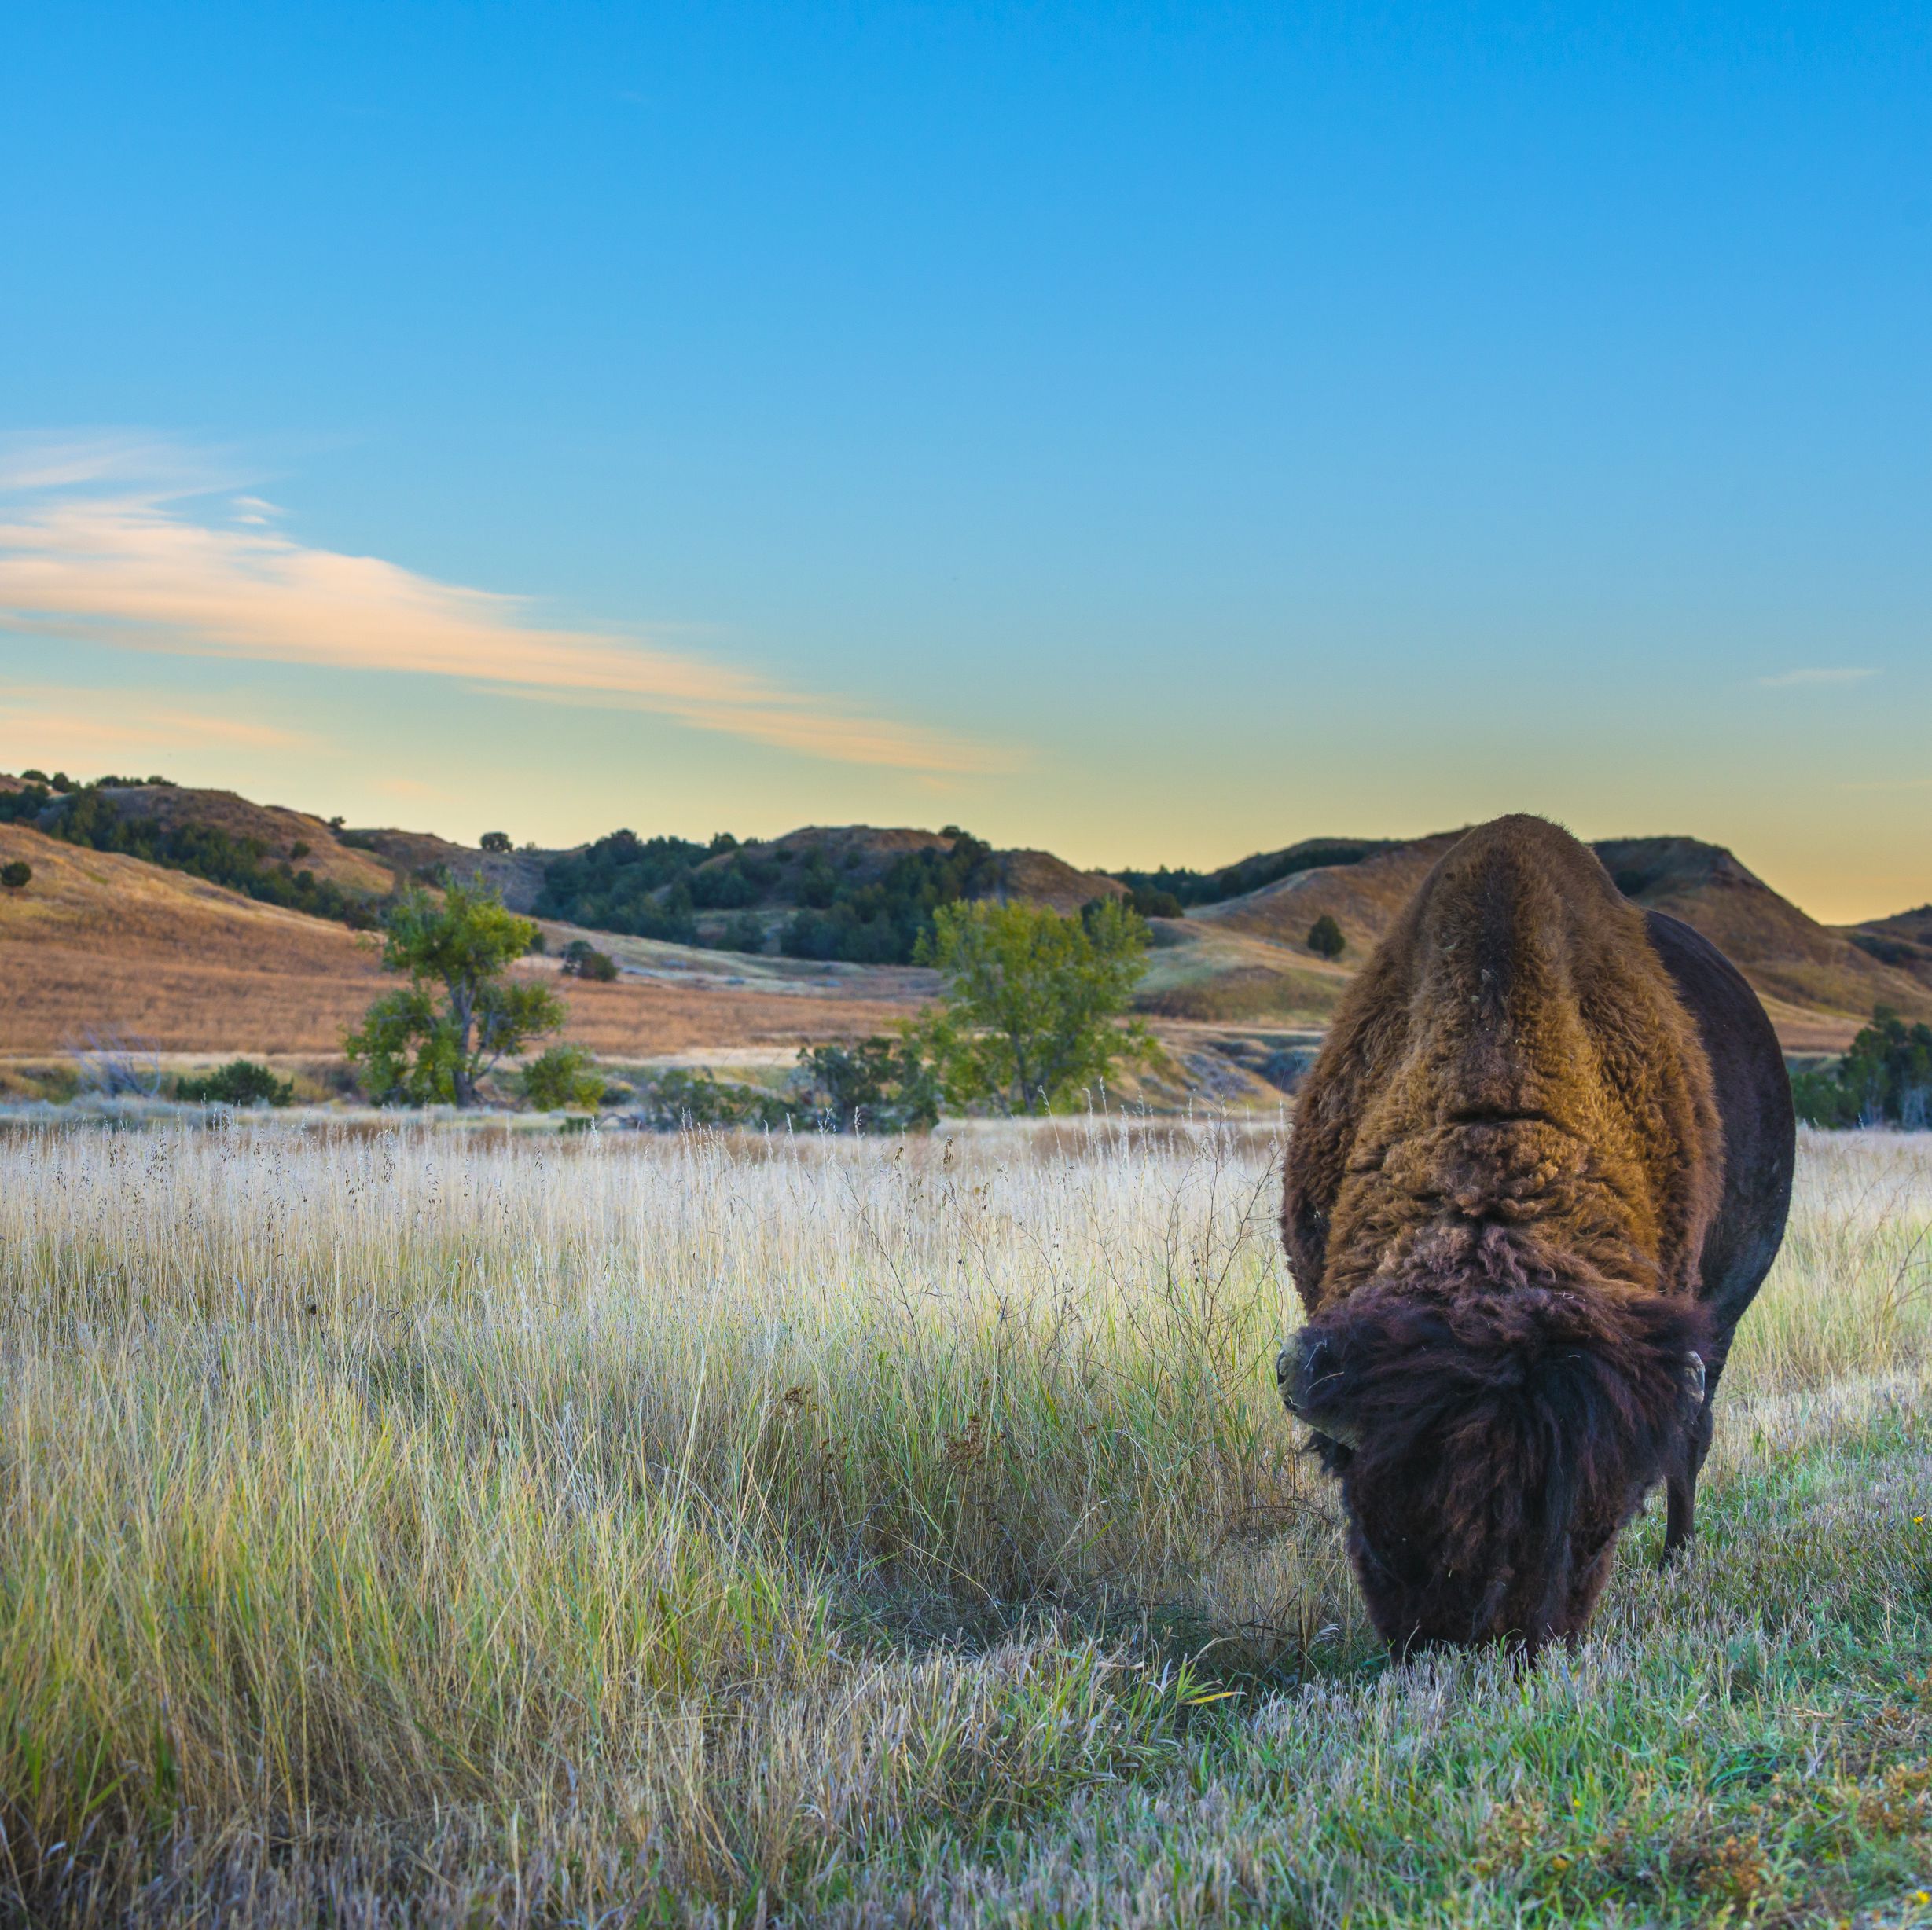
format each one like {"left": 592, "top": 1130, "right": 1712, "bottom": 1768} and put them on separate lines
{"left": 2, "top": 1121, "right": 1930, "bottom": 1926}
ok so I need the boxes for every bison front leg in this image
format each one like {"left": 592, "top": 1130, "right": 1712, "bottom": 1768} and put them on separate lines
{"left": 1662, "top": 1356, "right": 1720, "bottom": 1564}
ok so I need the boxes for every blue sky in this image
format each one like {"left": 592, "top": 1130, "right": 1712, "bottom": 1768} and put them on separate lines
{"left": 2, "top": 2, "right": 1927, "bottom": 919}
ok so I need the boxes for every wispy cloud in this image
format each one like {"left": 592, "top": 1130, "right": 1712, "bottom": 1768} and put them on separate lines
{"left": 0, "top": 682, "right": 309, "bottom": 761}
{"left": 1754, "top": 666, "right": 1879, "bottom": 689}
{"left": 0, "top": 432, "right": 1008, "bottom": 776}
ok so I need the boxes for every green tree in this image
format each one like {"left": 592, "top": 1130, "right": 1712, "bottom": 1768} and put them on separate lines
{"left": 1791, "top": 1007, "right": 1932, "bottom": 1129}
{"left": 345, "top": 877, "right": 564, "bottom": 1107}
{"left": 1307, "top": 913, "right": 1346, "bottom": 959}
{"left": 0, "top": 860, "right": 30, "bottom": 890}
{"left": 479, "top": 831, "right": 513, "bottom": 853}
{"left": 914, "top": 898, "right": 1151, "bottom": 1114}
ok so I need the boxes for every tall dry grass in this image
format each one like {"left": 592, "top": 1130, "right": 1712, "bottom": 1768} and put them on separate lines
{"left": 1, "top": 1122, "right": 1928, "bottom": 1925}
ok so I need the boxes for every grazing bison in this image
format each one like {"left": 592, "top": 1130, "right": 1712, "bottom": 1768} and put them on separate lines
{"left": 1277, "top": 816, "right": 1794, "bottom": 1653}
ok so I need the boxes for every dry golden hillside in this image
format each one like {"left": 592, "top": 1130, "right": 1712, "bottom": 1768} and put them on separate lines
{"left": 0, "top": 824, "right": 924, "bottom": 1059}
{"left": 68, "top": 785, "right": 399, "bottom": 896}
{"left": 1144, "top": 828, "right": 1927, "bottom": 1051}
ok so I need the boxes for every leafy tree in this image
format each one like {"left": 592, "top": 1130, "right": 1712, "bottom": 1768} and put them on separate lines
{"left": 521, "top": 1044, "right": 604, "bottom": 1110}
{"left": 174, "top": 1059, "right": 296, "bottom": 1106}
{"left": 913, "top": 898, "right": 1151, "bottom": 1114}
{"left": 797, "top": 1036, "right": 941, "bottom": 1132}
{"left": 345, "top": 878, "right": 564, "bottom": 1107}
{"left": 0, "top": 860, "right": 29, "bottom": 890}
{"left": 1791, "top": 1008, "right": 1932, "bottom": 1129}
{"left": 1307, "top": 913, "right": 1346, "bottom": 959}
{"left": 479, "top": 831, "right": 513, "bottom": 854}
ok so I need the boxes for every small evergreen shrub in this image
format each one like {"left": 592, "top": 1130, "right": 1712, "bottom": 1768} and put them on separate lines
{"left": 560, "top": 939, "right": 619, "bottom": 982}
{"left": 0, "top": 861, "right": 30, "bottom": 890}
{"left": 174, "top": 1060, "right": 296, "bottom": 1107}
{"left": 1307, "top": 913, "right": 1346, "bottom": 959}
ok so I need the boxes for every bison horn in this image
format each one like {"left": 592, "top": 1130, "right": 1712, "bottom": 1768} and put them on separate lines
{"left": 1277, "top": 1334, "right": 1362, "bottom": 1449}
{"left": 1681, "top": 1349, "right": 1706, "bottom": 1411}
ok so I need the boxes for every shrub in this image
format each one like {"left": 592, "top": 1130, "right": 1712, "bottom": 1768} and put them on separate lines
{"left": 520, "top": 1045, "right": 604, "bottom": 1111}
{"left": 1126, "top": 885, "right": 1185, "bottom": 919}
{"left": 1307, "top": 913, "right": 1346, "bottom": 959}
{"left": 480, "top": 831, "right": 512, "bottom": 854}
{"left": 0, "top": 860, "right": 30, "bottom": 890}
{"left": 719, "top": 913, "right": 766, "bottom": 954}
{"left": 560, "top": 939, "right": 619, "bottom": 982}
{"left": 629, "top": 1069, "right": 798, "bottom": 1131}
{"left": 1791, "top": 1008, "right": 1932, "bottom": 1129}
{"left": 797, "top": 1036, "right": 941, "bottom": 1132}
{"left": 173, "top": 1059, "right": 296, "bottom": 1106}
{"left": 289, "top": 841, "right": 311, "bottom": 860}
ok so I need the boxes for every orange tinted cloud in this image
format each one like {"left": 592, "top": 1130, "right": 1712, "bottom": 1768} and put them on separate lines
{"left": 0, "top": 437, "right": 1007, "bottom": 775}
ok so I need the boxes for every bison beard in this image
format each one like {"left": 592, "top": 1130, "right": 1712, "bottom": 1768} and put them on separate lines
{"left": 1276, "top": 815, "right": 1793, "bottom": 1655}
{"left": 1280, "top": 1235, "right": 1711, "bottom": 1652}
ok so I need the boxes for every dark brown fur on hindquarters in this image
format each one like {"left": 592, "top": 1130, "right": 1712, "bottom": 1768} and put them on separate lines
{"left": 1278, "top": 815, "right": 1794, "bottom": 1651}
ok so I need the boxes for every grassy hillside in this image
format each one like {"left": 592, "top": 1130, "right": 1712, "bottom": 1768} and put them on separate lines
{"left": 1158, "top": 829, "right": 1931, "bottom": 1048}
{"left": 1596, "top": 835, "right": 1932, "bottom": 1029}
{"left": 2, "top": 1124, "right": 1928, "bottom": 1924}
{"left": 534, "top": 824, "right": 1125, "bottom": 962}
{"left": 0, "top": 820, "right": 927, "bottom": 1059}
{"left": 7, "top": 767, "right": 1926, "bottom": 1059}
{"left": 1845, "top": 904, "right": 1932, "bottom": 993}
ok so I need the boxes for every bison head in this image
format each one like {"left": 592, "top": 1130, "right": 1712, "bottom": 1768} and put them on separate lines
{"left": 1278, "top": 1275, "right": 1709, "bottom": 1653}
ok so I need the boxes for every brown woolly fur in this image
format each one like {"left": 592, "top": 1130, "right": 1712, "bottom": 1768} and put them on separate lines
{"left": 1280, "top": 815, "right": 1767, "bottom": 1653}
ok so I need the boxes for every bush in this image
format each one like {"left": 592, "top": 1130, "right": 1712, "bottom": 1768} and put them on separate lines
{"left": 0, "top": 860, "right": 30, "bottom": 890}
{"left": 1791, "top": 1008, "right": 1932, "bottom": 1128}
{"left": 560, "top": 939, "right": 619, "bottom": 982}
{"left": 628, "top": 1069, "right": 799, "bottom": 1131}
{"left": 480, "top": 831, "right": 512, "bottom": 854}
{"left": 173, "top": 1059, "right": 296, "bottom": 1107}
{"left": 1307, "top": 913, "right": 1346, "bottom": 959}
{"left": 1126, "top": 885, "right": 1185, "bottom": 920}
{"left": 797, "top": 1036, "right": 941, "bottom": 1132}
{"left": 719, "top": 913, "right": 766, "bottom": 954}
{"left": 520, "top": 1045, "right": 604, "bottom": 1111}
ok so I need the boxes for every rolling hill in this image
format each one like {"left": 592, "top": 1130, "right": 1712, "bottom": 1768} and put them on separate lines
{"left": 5, "top": 769, "right": 1923, "bottom": 1070}
{"left": 1842, "top": 904, "right": 1932, "bottom": 993}
{"left": 0, "top": 817, "right": 927, "bottom": 1064}
{"left": 1145, "top": 828, "right": 1930, "bottom": 1050}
